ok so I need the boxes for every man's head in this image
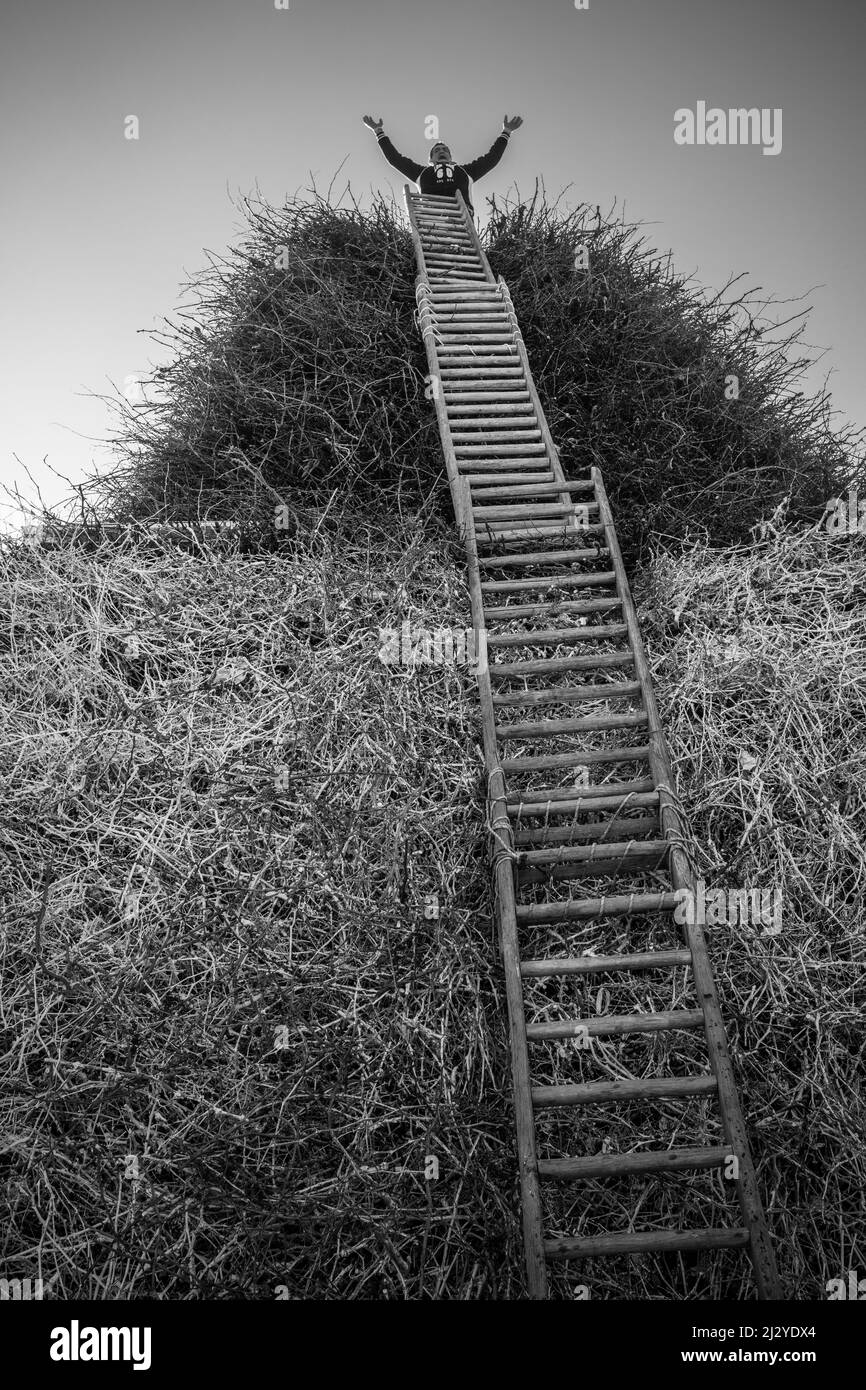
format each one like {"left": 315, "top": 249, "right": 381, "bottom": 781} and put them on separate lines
{"left": 429, "top": 142, "right": 452, "bottom": 164}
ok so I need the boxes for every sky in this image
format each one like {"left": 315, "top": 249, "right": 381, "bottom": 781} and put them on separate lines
{"left": 2, "top": 0, "right": 864, "bottom": 527}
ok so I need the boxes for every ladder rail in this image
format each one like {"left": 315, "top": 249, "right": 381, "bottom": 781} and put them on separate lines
{"left": 458, "top": 475, "right": 548, "bottom": 1298}
{"left": 592, "top": 466, "right": 783, "bottom": 1299}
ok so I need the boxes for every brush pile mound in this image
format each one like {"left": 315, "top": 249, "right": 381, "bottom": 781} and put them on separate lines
{"left": 1, "top": 507, "right": 863, "bottom": 1298}
{"left": 2, "top": 188, "right": 863, "bottom": 1299}
{"left": 59, "top": 187, "right": 860, "bottom": 563}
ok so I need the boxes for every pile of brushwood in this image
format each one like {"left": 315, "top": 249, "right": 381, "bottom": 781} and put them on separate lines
{"left": 1, "top": 186, "right": 863, "bottom": 1299}
{"left": 49, "top": 184, "right": 861, "bottom": 561}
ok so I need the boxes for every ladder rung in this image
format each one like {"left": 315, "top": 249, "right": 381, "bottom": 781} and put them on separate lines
{"left": 433, "top": 305, "right": 505, "bottom": 315}
{"left": 459, "top": 446, "right": 547, "bottom": 460}
{"left": 435, "top": 315, "right": 508, "bottom": 323}
{"left": 514, "top": 815, "right": 660, "bottom": 846}
{"left": 470, "top": 479, "right": 595, "bottom": 499}
{"left": 506, "top": 777, "right": 655, "bottom": 805}
{"left": 441, "top": 360, "right": 521, "bottom": 370}
{"left": 442, "top": 380, "right": 527, "bottom": 389}
{"left": 519, "top": 854, "right": 667, "bottom": 886}
{"left": 544, "top": 1227, "right": 749, "bottom": 1260}
{"left": 483, "top": 571, "right": 615, "bottom": 594}
{"left": 485, "top": 597, "right": 622, "bottom": 623}
{"left": 435, "top": 323, "right": 508, "bottom": 333}
{"left": 520, "top": 948, "right": 692, "bottom": 977}
{"left": 537, "top": 1145, "right": 729, "bottom": 1180}
{"left": 477, "top": 527, "right": 582, "bottom": 544}
{"left": 437, "top": 336, "right": 514, "bottom": 345}
{"left": 497, "top": 708, "right": 646, "bottom": 739}
{"left": 476, "top": 516, "right": 580, "bottom": 530}
{"left": 478, "top": 546, "right": 610, "bottom": 567}
{"left": 435, "top": 335, "right": 510, "bottom": 344}
{"left": 459, "top": 459, "right": 555, "bottom": 473}
{"left": 433, "top": 326, "right": 506, "bottom": 333}
{"left": 487, "top": 621, "right": 628, "bottom": 647}
{"left": 514, "top": 888, "right": 677, "bottom": 926}
{"left": 531, "top": 1074, "right": 717, "bottom": 1107}
{"left": 511, "top": 794, "right": 658, "bottom": 821}
{"left": 447, "top": 405, "right": 531, "bottom": 417}
{"left": 518, "top": 839, "right": 668, "bottom": 872}
{"left": 448, "top": 400, "right": 533, "bottom": 409}
{"left": 452, "top": 418, "right": 540, "bottom": 430}
{"left": 444, "top": 392, "right": 531, "bottom": 402}
{"left": 429, "top": 289, "right": 501, "bottom": 299}
{"left": 468, "top": 473, "right": 553, "bottom": 487}
{"left": 436, "top": 327, "right": 511, "bottom": 338}
{"left": 504, "top": 745, "right": 648, "bottom": 777}
{"left": 493, "top": 678, "right": 639, "bottom": 705}
{"left": 433, "top": 305, "right": 508, "bottom": 314}
{"left": 476, "top": 522, "right": 605, "bottom": 542}
{"left": 473, "top": 501, "right": 578, "bottom": 519}
{"left": 491, "top": 651, "right": 634, "bottom": 680}
{"left": 431, "top": 306, "right": 501, "bottom": 313}
{"left": 438, "top": 366, "right": 525, "bottom": 375}
{"left": 519, "top": 856, "right": 668, "bottom": 887}
{"left": 436, "top": 348, "right": 517, "bottom": 356}
{"left": 436, "top": 343, "right": 517, "bottom": 353}
{"left": 526, "top": 1009, "right": 705, "bottom": 1041}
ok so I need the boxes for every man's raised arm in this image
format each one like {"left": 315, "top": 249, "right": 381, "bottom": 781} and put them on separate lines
{"left": 362, "top": 115, "right": 424, "bottom": 181}
{"left": 463, "top": 114, "right": 523, "bottom": 180}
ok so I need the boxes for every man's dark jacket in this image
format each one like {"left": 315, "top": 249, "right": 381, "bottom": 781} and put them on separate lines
{"left": 376, "top": 131, "right": 510, "bottom": 216}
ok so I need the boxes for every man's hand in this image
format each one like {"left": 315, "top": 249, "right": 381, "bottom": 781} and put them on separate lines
{"left": 362, "top": 114, "right": 384, "bottom": 134}
{"left": 503, "top": 114, "right": 523, "bottom": 133}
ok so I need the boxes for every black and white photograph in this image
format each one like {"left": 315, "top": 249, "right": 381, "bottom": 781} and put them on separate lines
{"left": 1, "top": 0, "right": 863, "bottom": 1357}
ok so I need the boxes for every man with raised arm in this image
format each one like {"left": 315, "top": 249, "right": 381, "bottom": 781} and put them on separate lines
{"left": 362, "top": 115, "right": 523, "bottom": 218}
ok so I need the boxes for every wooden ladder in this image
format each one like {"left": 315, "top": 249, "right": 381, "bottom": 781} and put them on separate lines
{"left": 404, "top": 186, "right": 782, "bottom": 1300}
